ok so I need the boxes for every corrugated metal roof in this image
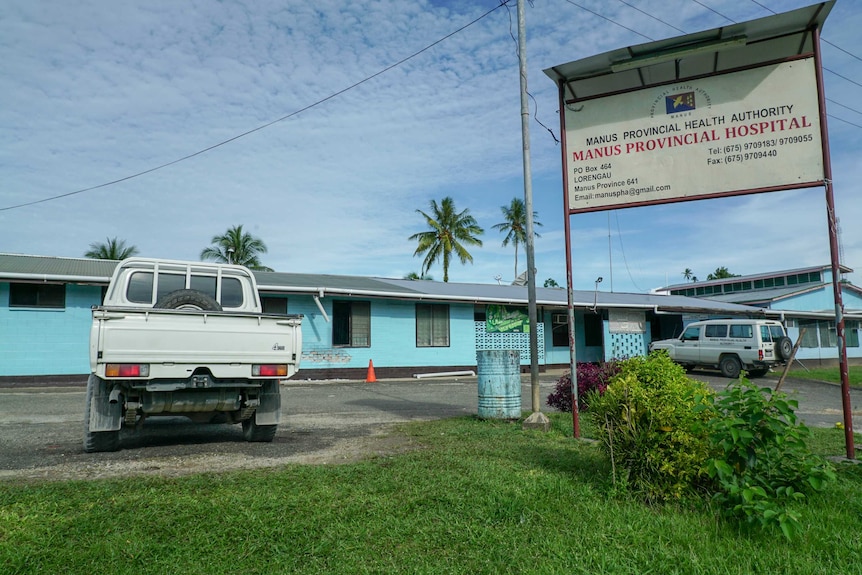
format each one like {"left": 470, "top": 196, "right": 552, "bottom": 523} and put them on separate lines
{"left": 0, "top": 252, "right": 762, "bottom": 315}
{"left": 699, "top": 284, "right": 825, "bottom": 305}
{"left": 661, "top": 263, "right": 852, "bottom": 291}
{"left": 255, "top": 271, "right": 420, "bottom": 294}
{"left": 0, "top": 253, "right": 117, "bottom": 281}
{"left": 544, "top": 2, "right": 833, "bottom": 101}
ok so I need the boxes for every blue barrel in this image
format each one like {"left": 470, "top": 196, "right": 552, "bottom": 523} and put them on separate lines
{"left": 477, "top": 350, "right": 522, "bottom": 419}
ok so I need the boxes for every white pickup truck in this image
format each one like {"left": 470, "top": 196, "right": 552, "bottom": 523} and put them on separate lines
{"left": 85, "top": 258, "right": 302, "bottom": 452}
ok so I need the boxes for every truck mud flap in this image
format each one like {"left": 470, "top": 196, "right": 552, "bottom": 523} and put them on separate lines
{"left": 254, "top": 381, "right": 281, "bottom": 426}
{"left": 88, "top": 375, "right": 122, "bottom": 432}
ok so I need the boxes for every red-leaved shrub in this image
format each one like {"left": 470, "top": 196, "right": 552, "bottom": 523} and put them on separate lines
{"left": 546, "top": 360, "right": 620, "bottom": 412}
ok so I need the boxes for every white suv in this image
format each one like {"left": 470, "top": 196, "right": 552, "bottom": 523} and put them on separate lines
{"left": 649, "top": 319, "right": 792, "bottom": 378}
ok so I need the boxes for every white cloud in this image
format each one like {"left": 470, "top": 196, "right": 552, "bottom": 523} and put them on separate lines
{"left": 1, "top": 0, "right": 860, "bottom": 294}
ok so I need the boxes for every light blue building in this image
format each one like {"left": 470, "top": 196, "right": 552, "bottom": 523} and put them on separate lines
{"left": 662, "top": 264, "right": 862, "bottom": 364}
{"left": 2, "top": 253, "right": 858, "bottom": 383}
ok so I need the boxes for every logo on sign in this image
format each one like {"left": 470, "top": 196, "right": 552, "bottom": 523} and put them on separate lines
{"left": 666, "top": 91, "right": 696, "bottom": 114}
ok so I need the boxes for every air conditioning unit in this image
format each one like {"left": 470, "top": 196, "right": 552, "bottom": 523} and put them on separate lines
{"left": 552, "top": 313, "right": 567, "bottom": 325}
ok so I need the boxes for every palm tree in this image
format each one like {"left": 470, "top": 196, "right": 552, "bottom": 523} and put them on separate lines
{"left": 409, "top": 197, "right": 483, "bottom": 283}
{"left": 682, "top": 268, "right": 693, "bottom": 282}
{"left": 201, "top": 225, "right": 272, "bottom": 271}
{"left": 85, "top": 237, "right": 139, "bottom": 260}
{"left": 707, "top": 266, "right": 739, "bottom": 280}
{"left": 492, "top": 197, "right": 541, "bottom": 278}
{"left": 404, "top": 272, "right": 434, "bottom": 281}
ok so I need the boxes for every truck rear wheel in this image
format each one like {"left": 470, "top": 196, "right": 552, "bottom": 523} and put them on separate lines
{"left": 243, "top": 380, "right": 280, "bottom": 442}
{"left": 242, "top": 418, "right": 278, "bottom": 442}
{"left": 84, "top": 375, "right": 120, "bottom": 453}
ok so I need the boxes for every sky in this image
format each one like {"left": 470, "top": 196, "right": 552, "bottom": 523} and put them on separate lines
{"left": 2, "top": 0, "right": 861, "bottom": 293}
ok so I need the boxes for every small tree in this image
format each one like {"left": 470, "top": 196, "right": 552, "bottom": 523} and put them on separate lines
{"left": 85, "top": 237, "right": 139, "bottom": 260}
{"left": 409, "top": 197, "right": 483, "bottom": 283}
{"left": 546, "top": 360, "right": 620, "bottom": 412}
{"left": 492, "top": 198, "right": 541, "bottom": 279}
{"left": 588, "top": 352, "right": 715, "bottom": 501}
{"left": 201, "top": 225, "right": 272, "bottom": 271}
{"left": 404, "top": 272, "right": 434, "bottom": 281}
{"left": 706, "top": 266, "right": 739, "bottom": 280}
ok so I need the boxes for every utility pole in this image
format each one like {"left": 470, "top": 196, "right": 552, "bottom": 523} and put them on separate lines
{"left": 517, "top": 0, "right": 549, "bottom": 432}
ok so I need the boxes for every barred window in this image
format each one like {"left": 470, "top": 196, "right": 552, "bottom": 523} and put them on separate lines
{"left": 9, "top": 283, "right": 65, "bottom": 308}
{"left": 847, "top": 321, "right": 860, "bottom": 348}
{"left": 333, "top": 301, "right": 370, "bottom": 347}
{"left": 798, "top": 321, "right": 820, "bottom": 348}
{"left": 706, "top": 324, "right": 728, "bottom": 338}
{"left": 261, "top": 296, "right": 288, "bottom": 315}
{"left": 819, "top": 321, "right": 838, "bottom": 349}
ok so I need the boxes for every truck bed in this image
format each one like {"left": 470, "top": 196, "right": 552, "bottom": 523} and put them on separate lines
{"left": 91, "top": 306, "right": 302, "bottom": 380}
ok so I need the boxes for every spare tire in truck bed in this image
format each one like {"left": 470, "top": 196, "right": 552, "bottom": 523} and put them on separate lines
{"left": 154, "top": 289, "right": 222, "bottom": 311}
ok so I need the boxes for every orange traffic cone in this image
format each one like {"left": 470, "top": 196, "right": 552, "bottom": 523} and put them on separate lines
{"left": 365, "top": 360, "right": 377, "bottom": 383}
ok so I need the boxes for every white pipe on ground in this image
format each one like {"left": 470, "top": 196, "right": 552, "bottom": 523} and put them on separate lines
{"left": 412, "top": 370, "right": 476, "bottom": 379}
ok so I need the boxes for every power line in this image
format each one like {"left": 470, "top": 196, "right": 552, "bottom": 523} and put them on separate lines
{"left": 562, "top": 0, "right": 652, "bottom": 41}
{"left": 689, "top": 0, "right": 731, "bottom": 22}
{"left": 828, "top": 114, "right": 862, "bottom": 131}
{"left": 614, "top": 213, "right": 647, "bottom": 293}
{"left": 1, "top": 1, "right": 512, "bottom": 213}
{"left": 747, "top": 0, "right": 862, "bottom": 63}
{"left": 617, "top": 0, "right": 686, "bottom": 35}
{"left": 559, "top": 1, "right": 862, "bottom": 129}
{"left": 693, "top": 1, "right": 862, "bottom": 92}
{"left": 828, "top": 98, "right": 862, "bottom": 117}
{"left": 502, "top": 0, "right": 560, "bottom": 144}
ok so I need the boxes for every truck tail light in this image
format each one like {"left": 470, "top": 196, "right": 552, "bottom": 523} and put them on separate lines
{"left": 106, "top": 364, "right": 150, "bottom": 378}
{"left": 253, "top": 364, "right": 287, "bottom": 377}
{"left": 759, "top": 350, "right": 764, "bottom": 361}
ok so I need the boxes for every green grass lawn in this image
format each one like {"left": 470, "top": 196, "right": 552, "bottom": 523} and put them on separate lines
{"left": 786, "top": 365, "right": 862, "bottom": 386}
{"left": 2, "top": 415, "right": 861, "bottom": 575}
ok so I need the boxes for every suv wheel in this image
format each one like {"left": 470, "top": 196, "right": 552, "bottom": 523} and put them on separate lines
{"left": 775, "top": 336, "right": 793, "bottom": 361}
{"left": 719, "top": 356, "right": 742, "bottom": 379}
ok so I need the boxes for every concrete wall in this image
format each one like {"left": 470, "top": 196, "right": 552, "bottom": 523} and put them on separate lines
{"left": 292, "top": 295, "right": 479, "bottom": 374}
{"left": 0, "top": 283, "right": 100, "bottom": 376}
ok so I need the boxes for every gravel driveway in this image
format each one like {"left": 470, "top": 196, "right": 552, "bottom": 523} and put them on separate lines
{"left": 0, "top": 370, "right": 858, "bottom": 482}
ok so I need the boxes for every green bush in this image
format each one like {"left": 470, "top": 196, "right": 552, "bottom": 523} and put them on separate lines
{"left": 702, "top": 379, "right": 837, "bottom": 539}
{"left": 587, "top": 352, "right": 714, "bottom": 502}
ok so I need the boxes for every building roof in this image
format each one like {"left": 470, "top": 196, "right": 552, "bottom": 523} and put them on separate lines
{"left": 0, "top": 252, "right": 763, "bottom": 316}
{"left": 698, "top": 284, "right": 826, "bottom": 306}
{"left": 0, "top": 253, "right": 117, "bottom": 283}
{"left": 660, "top": 263, "right": 853, "bottom": 292}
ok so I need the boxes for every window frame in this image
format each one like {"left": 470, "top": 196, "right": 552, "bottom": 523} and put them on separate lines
{"left": 416, "top": 303, "right": 450, "bottom": 348}
{"left": 9, "top": 283, "right": 66, "bottom": 309}
{"left": 584, "top": 312, "right": 603, "bottom": 347}
{"left": 705, "top": 324, "right": 728, "bottom": 338}
{"left": 847, "top": 320, "right": 860, "bottom": 348}
{"left": 332, "top": 300, "right": 371, "bottom": 348}
{"left": 261, "top": 296, "right": 289, "bottom": 315}
{"left": 124, "top": 270, "right": 244, "bottom": 308}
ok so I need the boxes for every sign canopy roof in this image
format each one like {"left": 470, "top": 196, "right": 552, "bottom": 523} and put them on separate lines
{"left": 543, "top": 1, "right": 834, "bottom": 101}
